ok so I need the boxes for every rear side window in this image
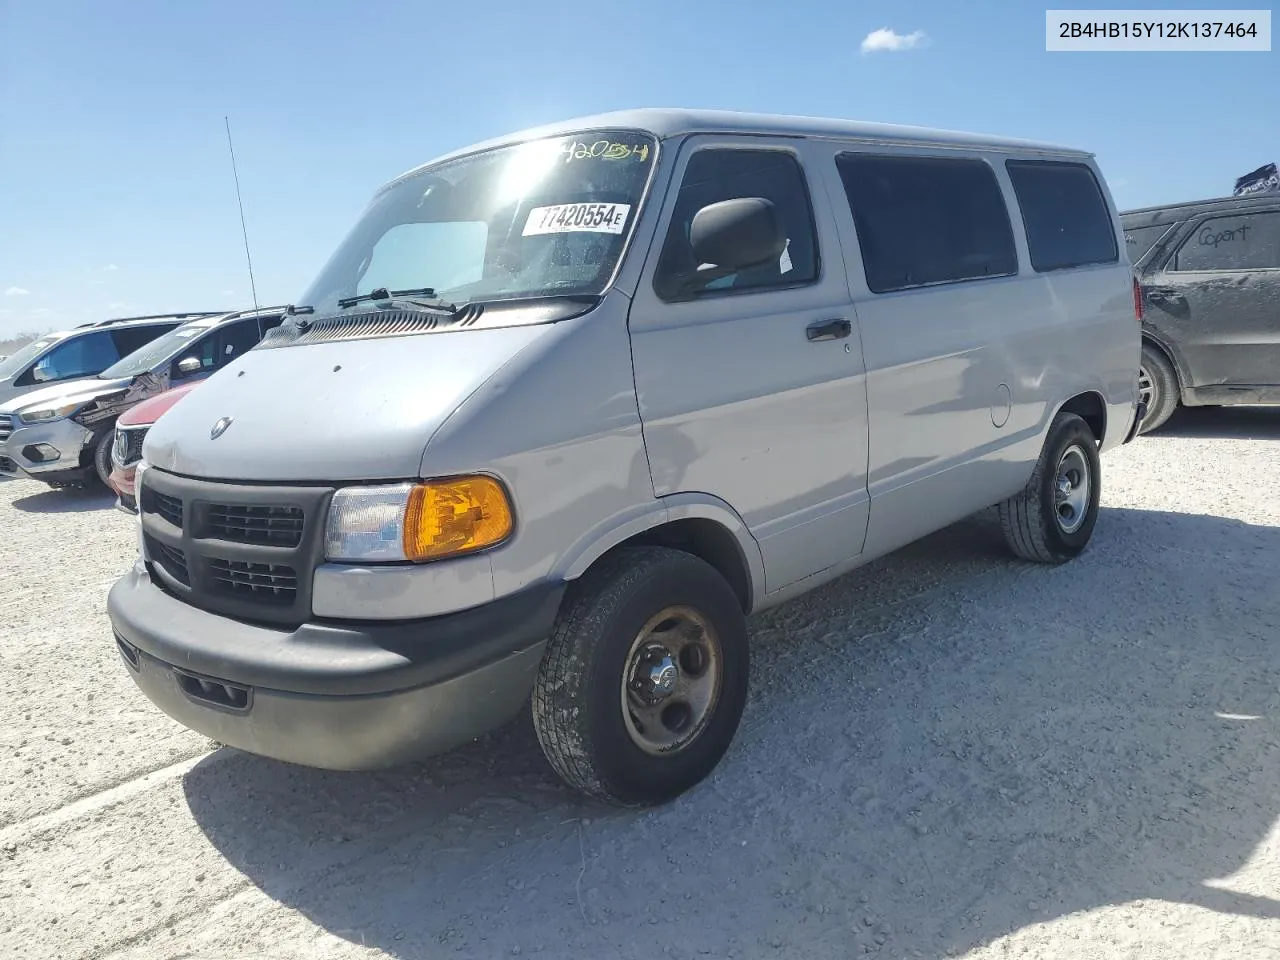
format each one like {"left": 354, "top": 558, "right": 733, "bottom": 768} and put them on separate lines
{"left": 1122, "top": 223, "right": 1174, "bottom": 264}
{"left": 1173, "top": 211, "right": 1280, "bottom": 271}
{"left": 654, "top": 148, "right": 818, "bottom": 300}
{"left": 1006, "top": 160, "right": 1118, "bottom": 272}
{"left": 111, "top": 322, "right": 178, "bottom": 357}
{"left": 836, "top": 154, "right": 1017, "bottom": 293}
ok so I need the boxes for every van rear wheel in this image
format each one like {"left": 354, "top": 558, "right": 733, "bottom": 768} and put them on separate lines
{"left": 532, "top": 546, "right": 749, "bottom": 806}
{"left": 998, "top": 412, "right": 1101, "bottom": 564}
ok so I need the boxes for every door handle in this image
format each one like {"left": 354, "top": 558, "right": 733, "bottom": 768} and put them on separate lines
{"left": 806, "top": 319, "right": 852, "bottom": 342}
{"left": 1145, "top": 288, "right": 1185, "bottom": 305}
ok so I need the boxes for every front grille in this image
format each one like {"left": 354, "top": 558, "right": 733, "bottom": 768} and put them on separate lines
{"left": 145, "top": 534, "right": 190, "bottom": 586}
{"left": 207, "top": 558, "right": 297, "bottom": 604}
{"left": 115, "top": 426, "right": 147, "bottom": 466}
{"left": 208, "top": 503, "right": 304, "bottom": 547}
{"left": 137, "top": 468, "right": 330, "bottom": 626}
{"left": 150, "top": 491, "right": 183, "bottom": 528}
{"left": 0, "top": 415, "right": 12, "bottom": 442}
{"left": 0, "top": 455, "right": 15, "bottom": 474}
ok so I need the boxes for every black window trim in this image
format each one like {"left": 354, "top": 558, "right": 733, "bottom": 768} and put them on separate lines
{"left": 652, "top": 143, "right": 823, "bottom": 304}
{"left": 1168, "top": 208, "right": 1280, "bottom": 274}
{"left": 838, "top": 151, "right": 1020, "bottom": 296}
{"left": 1005, "top": 158, "right": 1119, "bottom": 274}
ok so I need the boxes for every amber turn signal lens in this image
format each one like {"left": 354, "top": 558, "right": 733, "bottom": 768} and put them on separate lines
{"left": 402, "top": 476, "right": 513, "bottom": 562}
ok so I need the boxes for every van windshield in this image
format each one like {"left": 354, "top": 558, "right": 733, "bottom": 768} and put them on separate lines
{"left": 299, "top": 129, "right": 658, "bottom": 315}
{"left": 0, "top": 336, "right": 57, "bottom": 380}
{"left": 98, "top": 322, "right": 214, "bottom": 379}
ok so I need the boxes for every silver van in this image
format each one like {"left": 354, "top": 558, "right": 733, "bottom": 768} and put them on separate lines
{"left": 108, "top": 110, "right": 1141, "bottom": 806}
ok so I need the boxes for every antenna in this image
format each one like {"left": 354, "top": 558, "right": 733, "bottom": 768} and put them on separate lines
{"left": 224, "top": 116, "right": 260, "bottom": 312}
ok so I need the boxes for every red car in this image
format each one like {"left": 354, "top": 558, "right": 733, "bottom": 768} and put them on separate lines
{"left": 108, "top": 380, "right": 201, "bottom": 512}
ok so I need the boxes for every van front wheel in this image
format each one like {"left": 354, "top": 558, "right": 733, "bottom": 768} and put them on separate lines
{"left": 998, "top": 412, "right": 1101, "bottom": 564}
{"left": 532, "top": 546, "right": 749, "bottom": 806}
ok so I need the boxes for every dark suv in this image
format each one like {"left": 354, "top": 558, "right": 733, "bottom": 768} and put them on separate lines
{"left": 1122, "top": 194, "right": 1280, "bottom": 433}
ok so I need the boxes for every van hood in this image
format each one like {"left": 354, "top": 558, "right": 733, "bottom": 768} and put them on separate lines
{"left": 143, "top": 325, "right": 555, "bottom": 482}
{"left": 0, "top": 375, "right": 133, "bottom": 416}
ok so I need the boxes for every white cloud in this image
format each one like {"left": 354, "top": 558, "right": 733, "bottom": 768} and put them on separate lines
{"left": 861, "top": 27, "right": 928, "bottom": 54}
{"left": 4, "top": 286, "right": 30, "bottom": 297}
{"left": 221, "top": 289, "right": 236, "bottom": 297}
{"left": 103, "top": 264, "right": 119, "bottom": 272}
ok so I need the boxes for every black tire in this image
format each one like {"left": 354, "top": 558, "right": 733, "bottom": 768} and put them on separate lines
{"left": 92, "top": 431, "right": 115, "bottom": 488}
{"left": 1138, "top": 343, "right": 1179, "bottom": 434}
{"left": 998, "top": 412, "right": 1101, "bottom": 564}
{"left": 532, "top": 546, "right": 749, "bottom": 806}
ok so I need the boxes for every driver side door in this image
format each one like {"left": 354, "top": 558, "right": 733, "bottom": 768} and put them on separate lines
{"left": 627, "top": 136, "right": 870, "bottom": 595}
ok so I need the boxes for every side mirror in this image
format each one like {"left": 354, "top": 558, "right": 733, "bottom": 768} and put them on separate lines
{"left": 690, "top": 197, "right": 786, "bottom": 274}
{"left": 177, "top": 356, "right": 202, "bottom": 375}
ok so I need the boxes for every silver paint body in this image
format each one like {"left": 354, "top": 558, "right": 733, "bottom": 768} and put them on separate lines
{"left": 143, "top": 109, "right": 1139, "bottom": 622}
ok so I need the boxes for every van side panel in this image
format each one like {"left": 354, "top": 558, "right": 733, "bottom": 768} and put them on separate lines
{"left": 625, "top": 136, "right": 871, "bottom": 594}
{"left": 818, "top": 147, "right": 1136, "bottom": 562}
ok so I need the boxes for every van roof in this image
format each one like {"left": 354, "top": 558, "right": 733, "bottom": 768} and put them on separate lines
{"left": 1120, "top": 192, "right": 1278, "bottom": 225}
{"left": 386, "top": 108, "right": 1091, "bottom": 190}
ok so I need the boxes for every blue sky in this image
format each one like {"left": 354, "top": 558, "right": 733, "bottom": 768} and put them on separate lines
{"left": 0, "top": 0, "right": 1274, "bottom": 338}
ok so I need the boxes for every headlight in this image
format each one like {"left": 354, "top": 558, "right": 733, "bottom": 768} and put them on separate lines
{"left": 19, "top": 401, "right": 83, "bottom": 424}
{"left": 324, "top": 476, "right": 514, "bottom": 563}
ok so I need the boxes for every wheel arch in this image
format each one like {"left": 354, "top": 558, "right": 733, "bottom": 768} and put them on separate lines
{"left": 1140, "top": 329, "right": 1187, "bottom": 397}
{"left": 1055, "top": 390, "right": 1108, "bottom": 445}
{"left": 558, "top": 495, "right": 764, "bottom": 614}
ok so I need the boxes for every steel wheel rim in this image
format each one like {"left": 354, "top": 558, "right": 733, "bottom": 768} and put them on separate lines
{"left": 620, "top": 605, "right": 722, "bottom": 756}
{"left": 1138, "top": 365, "right": 1156, "bottom": 411}
{"left": 1054, "top": 444, "right": 1091, "bottom": 534}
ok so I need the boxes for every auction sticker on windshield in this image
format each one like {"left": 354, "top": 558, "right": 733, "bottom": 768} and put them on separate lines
{"left": 523, "top": 202, "right": 632, "bottom": 236}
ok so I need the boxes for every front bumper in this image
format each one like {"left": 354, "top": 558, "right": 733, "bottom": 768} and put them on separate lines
{"left": 108, "top": 462, "right": 137, "bottom": 512}
{"left": 0, "top": 417, "right": 94, "bottom": 479}
{"left": 108, "top": 563, "right": 565, "bottom": 770}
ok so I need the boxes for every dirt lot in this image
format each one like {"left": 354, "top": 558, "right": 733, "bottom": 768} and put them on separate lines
{"left": 2, "top": 407, "right": 1278, "bottom": 960}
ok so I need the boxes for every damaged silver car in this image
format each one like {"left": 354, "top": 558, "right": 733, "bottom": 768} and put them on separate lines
{"left": 0, "top": 307, "right": 284, "bottom": 488}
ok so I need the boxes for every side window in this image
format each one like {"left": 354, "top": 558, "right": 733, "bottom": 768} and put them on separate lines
{"left": 111, "top": 323, "right": 177, "bottom": 358}
{"left": 1005, "top": 160, "right": 1118, "bottom": 272}
{"left": 214, "top": 319, "right": 263, "bottom": 367}
{"left": 1172, "top": 212, "right": 1280, "bottom": 272}
{"left": 837, "top": 154, "right": 1017, "bottom": 293}
{"left": 27, "top": 331, "right": 120, "bottom": 384}
{"left": 1122, "top": 223, "right": 1174, "bottom": 265}
{"left": 654, "top": 148, "right": 819, "bottom": 300}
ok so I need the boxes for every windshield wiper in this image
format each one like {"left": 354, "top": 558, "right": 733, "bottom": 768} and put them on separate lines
{"left": 337, "top": 287, "right": 456, "bottom": 313}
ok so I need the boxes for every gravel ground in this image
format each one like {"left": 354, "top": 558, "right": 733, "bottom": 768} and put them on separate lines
{"left": 2, "top": 405, "right": 1278, "bottom": 960}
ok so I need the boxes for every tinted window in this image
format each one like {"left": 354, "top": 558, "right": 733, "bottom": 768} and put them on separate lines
{"left": 1006, "top": 161, "right": 1118, "bottom": 272}
{"left": 110, "top": 322, "right": 179, "bottom": 357}
{"left": 173, "top": 319, "right": 260, "bottom": 379}
{"left": 258, "top": 315, "right": 285, "bottom": 335}
{"left": 837, "top": 154, "right": 1017, "bottom": 293}
{"left": 1122, "top": 223, "right": 1173, "bottom": 264}
{"left": 27, "top": 331, "right": 119, "bottom": 384}
{"left": 654, "top": 149, "right": 818, "bottom": 300}
{"left": 215, "top": 318, "right": 263, "bottom": 365}
{"left": 1173, "top": 212, "right": 1280, "bottom": 271}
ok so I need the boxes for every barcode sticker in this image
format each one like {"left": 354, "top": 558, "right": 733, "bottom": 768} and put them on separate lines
{"left": 523, "top": 202, "right": 632, "bottom": 236}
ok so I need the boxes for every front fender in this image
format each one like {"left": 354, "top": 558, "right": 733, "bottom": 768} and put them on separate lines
{"left": 556, "top": 492, "right": 766, "bottom": 610}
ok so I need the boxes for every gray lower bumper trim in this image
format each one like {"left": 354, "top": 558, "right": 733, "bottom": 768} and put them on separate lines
{"left": 120, "top": 640, "right": 546, "bottom": 770}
